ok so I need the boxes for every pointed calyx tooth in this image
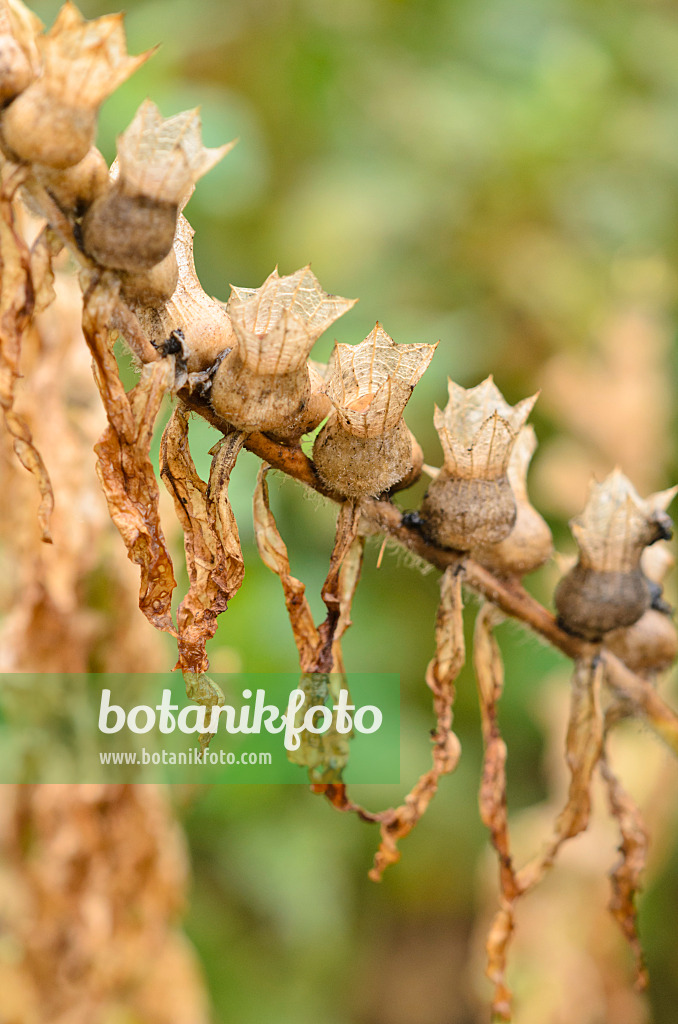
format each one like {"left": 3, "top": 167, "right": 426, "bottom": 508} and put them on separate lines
{"left": 210, "top": 267, "right": 356, "bottom": 436}
{"left": 132, "top": 214, "right": 235, "bottom": 371}
{"left": 1, "top": 2, "right": 151, "bottom": 168}
{"left": 0, "top": 0, "right": 41, "bottom": 104}
{"left": 472, "top": 425, "right": 553, "bottom": 576}
{"left": 81, "top": 101, "right": 233, "bottom": 273}
{"left": 555, "top": 469, "right": 676, "bottom": 641}
{"left": 312, "top": 324, "right": 437, "bottom": 500}
{"left": 322, "top": 323, "right": 437, "bottom": 438}
{"left": 419, "top": 375, "right": 538, "bottom": 552}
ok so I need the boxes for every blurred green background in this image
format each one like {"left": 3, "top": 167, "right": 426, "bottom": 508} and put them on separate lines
{"left": 31, "top": 0, "right": 678, "bottom": 1020}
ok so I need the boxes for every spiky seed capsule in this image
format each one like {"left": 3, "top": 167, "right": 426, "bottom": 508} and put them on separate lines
{"left": 555, "top": 470, "right": 676, "bottom": 640}
{"left": 1, "top": 3, "right": 149, "bottom": 168}
{"left": 81, "top": 101, "right": 232, "bottom": 272}
{"left": 210, "top": 266, "right": 356, "bottom": 436}
{"left": 420, "top": 376, "right": 537, "bottom": 551}
{"left": 312, "top": 324, "right": 437, "bottom": 499}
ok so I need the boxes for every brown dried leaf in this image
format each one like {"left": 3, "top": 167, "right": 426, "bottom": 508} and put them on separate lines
{"left": 160, "top": 407, "right": 244, "bottom": 672}
{"left": 369, "top": 567, "right": 464, "bottom": 881}
{"left": 600, "top": 753, "right": 649, "bottom": 990}
{"left": 473, "top": 604, "right": 519, "bottom": 1020}
{"left": 0, "top": 169, "right": 54, "bottom": 542}
{"left": 253, "top": 462, "right": 320, "bottom": 670}
{"left": 83, "top": 285, "right": 177, "bottom": 635}
{"left": 517, "top": 657, "right": 604, "bottom": 893}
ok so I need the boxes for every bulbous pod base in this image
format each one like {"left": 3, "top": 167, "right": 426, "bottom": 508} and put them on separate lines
{"left": 554, "top": 564, "right": 650, "bottom": 641}
{"left": 121, "top": 249, "right": 179, "bottom": 308}
{"left": 313, "top": 418, "right": 412, "bottom": 499}
{"left": 473, "top": 502, "right": 553, "bottom": 576}
{"left": 420, "top": 472, "right": 517, "bottom": 551}
{"left": 2, "top": 86, "right": 95, "bottom": 168}
{"left": 605, "top": 610, "right": 678, "bottom": 674}
{"left": 0, "top": 36, "right": 32, "bottom": 106}
{"left": 210, "top": 355, "right": 310, "bottom": 436}
{"left": 38, "top": 147, "right": 109, "bottom": 214}
{"left": 82, "top": 188, "right": 178, "bottom": 272}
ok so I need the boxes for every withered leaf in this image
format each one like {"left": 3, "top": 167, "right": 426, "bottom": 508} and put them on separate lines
{"left": 253, "top": 463, "right": 320, "bottom": 671}
{"left": 369, "top": 567, "right": 464, "bottom": 882}
{"left": 160, "top": 407, "right": 244, "bottom": 672}
{"left": 0, "top": 170, "right": 54, "bottom": 542}
{"left": 83, "top": 285, "right": 177, "bottom": 635}
{"left": 600, "top": 753, "right": 649, "bottom": 990}
{"left": 473, "top": 603, "right": 519, "bottom": 1021}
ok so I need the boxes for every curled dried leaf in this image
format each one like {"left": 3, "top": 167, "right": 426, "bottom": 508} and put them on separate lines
{"left": 0, "top": 170, "right": 54, "bottom": 541}
{"left": 82, "top": 285, "right": 177, "bottom": 635}
{"left": 369, "top": 567, "right": 463, "bottom": 881}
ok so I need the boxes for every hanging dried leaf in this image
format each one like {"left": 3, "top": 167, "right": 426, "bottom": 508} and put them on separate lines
{"left": 0, "top": 166, "right": 54, "bottom": 542}
{"left": 82, "top": 284, "right": 177, "bottom": 635}
{"left": 369, "top": 567, "right": 464, "bottom": 881}
{"left": 473, "top": 603, "right": 519, "bottom": 1021}
{"left": 517, "top": 657, "right": 604, "bottom": 894}
{"left": 599, "top": 753, "right": 649, "bottom": 990}
{"left": 286, "top": 672, "right": 352, "bottom": 783}
{"left": 160, "top": 407, "right": 244, "bottom": 673}
{"left": 253, "top": 463, "right": 320, "bottom": 671}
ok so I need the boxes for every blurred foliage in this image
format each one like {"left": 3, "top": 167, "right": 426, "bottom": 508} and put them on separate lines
{"left": 30, "top": 0, "right": 678, "bottom": 1020}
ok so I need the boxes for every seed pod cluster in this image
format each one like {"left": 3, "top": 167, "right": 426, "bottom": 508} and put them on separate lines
{"left": 555, "top": 470, "right": 676, "bottom": 641}
{"left": 472, "top": 425, "right": 553, "bottom": 575}
{"left": 82, "top": 101, "right": 233, "bottom": 273}
{"left": 1, "top": 2, "right": 150, "bottom": 167}
{"left": 211, "top": 266, "right": 356, "bottom": 437}
{"left": 312, "top": 324, "right": 437, "bottom": 499}
{"left": 419, "top": 376, "right": 537, "bottom": 551}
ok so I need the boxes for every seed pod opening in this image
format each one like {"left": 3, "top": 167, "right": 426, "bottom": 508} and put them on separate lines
{"left": 420, "top": 376, "right": 537, "bottom": 551}
{"left": 81, "top": 101, "right": 233, "bottom": 271}
{"left": 1, "top": 3, "right": 150, "bottom": 167}
{"left": 211, "top": 266, "right": 356, "bottom": 436}
{"left": 555, "top": 470, "right": 677, "bottom": 640}
{"left": 312, "top": 323, "right": 436, "bottom": 499}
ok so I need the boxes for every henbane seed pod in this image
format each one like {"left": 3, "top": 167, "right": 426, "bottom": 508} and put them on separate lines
{"left": 312, "top": 324, "right": 437, "bottom": 499}
{"left": 82, "top": 101, "right": 233, "bottom": 272}
{"left": 210, "top": 266, "right": 356, "bottom": 437}
{"left": 472, "top": 425, "right": 553, "bottom": 576}
{"left": 1, "top": 3, "right": 150, "bottom": 168}
{"left": 419, "top": 376, "right": 537, "bottom": 551}
{"left": 554, "top": 469, "right": 676, "bottom": 641}
{"left": 605, "top": 544, "right": 678, "bottom": 674}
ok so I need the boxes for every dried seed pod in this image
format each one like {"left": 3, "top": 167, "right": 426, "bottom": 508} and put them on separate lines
{"left": 420, "top": 376, "right": 537, "bottom": 551}
{"left": 82, "top": 100, "right": 233, "bottom": 272}
{"left": 120, "top": 248, "right": 179, "bottom": 308}
{"left": 0, "top": 0, "right": 41, "bottom": 105}
{"left": 133, "top": 214, "right": 233, "bottom": 365}
{"left": 36, "top": 145, "right": 109, "bottom": 213}
{"left": 1, "top": 3, "right": 150, "bottom": 167}
{"left": 555, "top": 470, "right": 676, "bottom": 640}
{"left": 211, "top": 266, "right": 356, "bottom": 436}
{"left": 473, "top": 425, "right": 553, "bottom": 575}
{"left": 605, "top": 544, "right": 677, "bottom": 673}
{"left": 312, "top": 324, "right": 437, "bottom": 499}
